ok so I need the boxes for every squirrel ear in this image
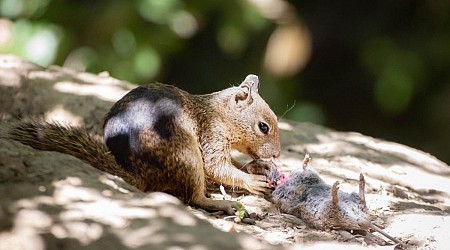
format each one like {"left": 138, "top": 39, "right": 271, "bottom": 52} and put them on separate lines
{"left": 230, "top": 74, "right": 259, "bottom": 111}
{"left": 240, "top": 74, "right": 259, "bottom": 93}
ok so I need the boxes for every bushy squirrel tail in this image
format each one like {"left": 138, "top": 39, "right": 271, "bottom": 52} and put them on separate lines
{"left": 6, "top": 120, "right": 138, "bottom": 187}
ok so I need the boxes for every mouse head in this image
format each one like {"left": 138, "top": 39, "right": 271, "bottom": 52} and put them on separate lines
{"left": 227, "top": 74, "right": 281, "bottom": 161}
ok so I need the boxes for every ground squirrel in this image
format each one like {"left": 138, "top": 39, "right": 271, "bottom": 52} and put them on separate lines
{"left": 8, "top": 74, "right": 281, "bottom": 215}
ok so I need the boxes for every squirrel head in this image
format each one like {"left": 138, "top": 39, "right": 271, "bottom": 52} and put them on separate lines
{"left": 227, "top": 74, "right": 281, "bottom": 160}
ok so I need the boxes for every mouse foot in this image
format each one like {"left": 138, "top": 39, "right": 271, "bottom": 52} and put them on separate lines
{"left": 359, "top": 174, "right": 367, "bottom": 209}
{"left": 332, "top": 181, "right": 340, "bottom": 205}
{"left": 302, "top": 153, "right": 311, "bottom": 170}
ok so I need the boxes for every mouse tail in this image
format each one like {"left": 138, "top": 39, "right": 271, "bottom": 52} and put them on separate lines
{"left": 364, "top": 221, "right": 402, "bottom": 245}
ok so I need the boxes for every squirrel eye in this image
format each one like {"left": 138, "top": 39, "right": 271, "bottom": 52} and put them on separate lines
{"left": 258, "top": 122, "right": 269, "bottom": 134}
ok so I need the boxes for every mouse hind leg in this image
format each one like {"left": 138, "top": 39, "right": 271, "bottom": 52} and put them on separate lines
{"left": 358, "top": 173, "right": 367, "bottom": 209}
{"left": 331, "top": 181, "right": 340, "bottom": 206}
{"left": 302, "top": 153, "right": 311, "bottom": 170}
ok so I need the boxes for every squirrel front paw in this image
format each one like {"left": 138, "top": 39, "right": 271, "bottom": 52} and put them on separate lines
{"left": 244, "top": 174, "right": 273, "bottom": 196}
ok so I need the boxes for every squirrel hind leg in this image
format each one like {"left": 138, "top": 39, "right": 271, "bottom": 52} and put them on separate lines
{"left": 140, "top": 130, "right": 240, "bottom": 215}
{"left": 180, "top": 150, "right": 239, "bottom": 215}
{"left": 192, "top": 194, "right": 241, "bottom": 215}
{"left": 179, "top": 157, "right": 240, "bottom": 215}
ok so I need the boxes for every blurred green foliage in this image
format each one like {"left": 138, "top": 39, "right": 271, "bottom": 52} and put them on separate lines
{"left": 1, "top": 0, "right": 449, "bottom": 163}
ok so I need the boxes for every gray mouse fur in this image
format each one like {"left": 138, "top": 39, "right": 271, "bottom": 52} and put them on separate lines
{"left": 270, "top": 154, "right": 401, "bottom": 244}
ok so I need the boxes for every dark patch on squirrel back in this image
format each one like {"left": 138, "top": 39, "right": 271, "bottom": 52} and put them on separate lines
{"left": 103, "top": 84, "right": 183, "bottom": 171}
{"left": 153, "top": 113, "right": 175, "bottom": 140}
{"left": 104, "top": 132, "right": 132, "bottom": 169}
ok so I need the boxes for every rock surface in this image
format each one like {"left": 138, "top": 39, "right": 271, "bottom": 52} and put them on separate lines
{"left": 1, "top": 54, "right": 449, "bottom": 249}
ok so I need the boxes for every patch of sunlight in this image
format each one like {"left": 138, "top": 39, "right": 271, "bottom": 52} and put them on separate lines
{"left": 158, "top": 205, "right": 197, "bottom": 226}
{"left": 262, "top": 230, "right": 295, "bottom": 245}
{"left": 0, "top": 68, "right": 22, "bottom": 87}
{"left": 358, "top": 162, "right": 403, "bottom": 183}
{"left": 53, "top": 81, "right": 128, "bottom": 102}
{"left": 0, "top": 209, "right": 49, "bottom": 250}
{"left": 98, "top": 175, "right": 130, "bottom": 194}
{"left": 50, "top": 224, "right": 68, "bottom": 239}
{"left": 389, "top": 166, "right": 450, "bottom": 199}
{"left": 346, "top": 133, "right": 449, "bottom": 172}
{"left": 139, "top": 191, "right": 182, "bottom": 206}
{"left": 120, "top": 225, "right": 168, "bottom": 248}
{"left": 208, "top": 219, "right": 234, "bottom": 234}
{"left": 51, "top": 222, "right": 100, "bottom": 246}
{"left": 0, "top": 227, "right": 45, "bottom": 250}
{"left": 53, "top": 182, "right": 98, "bottom": 204}
{"left": 27, "top": 69, "right": 56, "bottom": 80}
{"left": 15, "top": 209, "right": 53, "bottom": 229}
{"left": 44, "top": 105, "right": 84, "bottom": 127}
{"left": 236, "top": 233, "right": 271, "bottom": 250}
{"left": 62, "top": 221, "right": 103, "bottom": 246}
{"left": 77, "top": 200, "right": 158, "bottom": 222}
{"left": 15, "top": 195, "right": 54, "bottom": 209}
{"left": 364, "top": 193, "right": 391, "bottom": 212}
{"left": 346, "top": 159, "right": 450, "bottom": 202}
{"left": 294, "top": 140, "right": 360, "bottom": 155}
{"left": 76, "top": 70, "right": 131, "bottom": 87}
{"left": 387, "top": 213, "right": 450, "bottom": 250}
{"left": 53, "top": 180, "right": 158, "bottom": 228}
{"left": 55, "top": 176, "right": 83, "bottom": 187}
{"left": 101, "top": 189, "right": 113, "bottom": 197}
{"left": 3, "top": 176, "right": 184, "bottom": 249}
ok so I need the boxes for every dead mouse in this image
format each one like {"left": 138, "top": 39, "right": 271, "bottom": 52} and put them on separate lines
{"left": 270, "top": 154, "right": 402, "bottom": 245}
